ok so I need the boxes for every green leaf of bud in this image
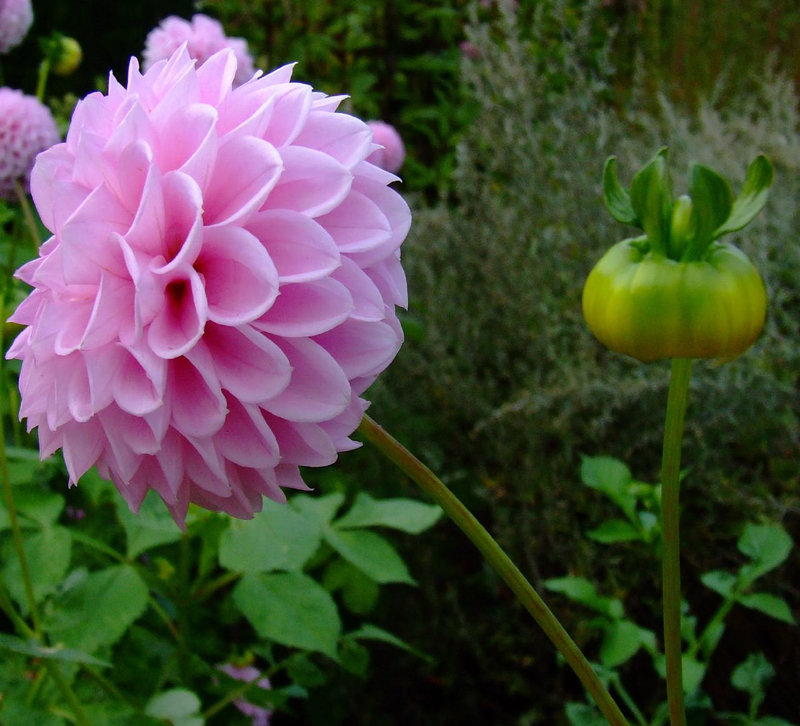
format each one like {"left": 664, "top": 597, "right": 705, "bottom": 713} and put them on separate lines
{"left": 602, "top": 157, "right": 638, "bottom": 226}
{"left": 629, "top": 147, "right": 673, "bottom": 256}
{"left": 714, "top": 154, "right": 774, "bottom": 238}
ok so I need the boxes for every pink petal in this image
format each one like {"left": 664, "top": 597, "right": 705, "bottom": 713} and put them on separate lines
{"left": 196, "top": 48, "right": 237, "bottom": 105}
{"left": 314, "top": 319, "right": 401, "bottom": 379}
{"left": 115, "top": 139, "right": 154, "bottom": 215}
{"left": 264, "top": 337, "right": 351, "bottom": 423}
{"left": 149, "top": 171, "right": 204, "bottom": 273}
{"left": 59, "top": 184, "right": 132, "bottom": 283}
{"left": 216, "top": 395, "right": 280, "bottom": 468}
{"left": 147, "top": 268, "right": 208, "bottom": 359}
{"left": 264, "top": 146, "right": 352, "bottom": 217}
{"left": 167, "top": 355, "right": 226, "bottom": 439}
{"left": 365, "top": 254, "right": 408, "bottom": 308}
{"left": 61, "top": 419, "right": 104, "bottom": 484}
{"left": 113, "top": 345, "right": 167, "bottom": 416}
{"left": 330, "top": 257, "right": 385, "bottom": 321}
{"left": 196, "top": 226, "right": 279, "bottom": 325}
{"left": 246, "top": 210, "right": 340, "bottom": 283}
{"left": 192, "top": 322, "right": 291, "bottom": 403}
{"left": 183, "top": 436, "right": 230, "bottom": 496}
{"left": 293, "top": 111, "right": 372, "bottom": 169}
{"left": 153, "top": 102, "right": 219, "bottom": 190}
{"left": 264, "top": 415, "right": 337, "bottom": 467}
{"left": 124, "top": 162, "right": 166, "bottom": 257}
{"left": 252, "top": 277, "right": 353, "bottom": 337}
{"left": 30, "top": 145, "right": 87, "bottom": 234}
{"left": 260, "top": 82, "right": 312, "bottom": 147}
{"left": 203, "top": 135, "right": 283, "bottom": 226}
{"left": 316, "top": 189, "right": 392, "bottom": 254}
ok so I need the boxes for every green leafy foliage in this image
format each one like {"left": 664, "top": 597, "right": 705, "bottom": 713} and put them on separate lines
{"left": 548, "top": 457, "right": 796, "bottom": 724}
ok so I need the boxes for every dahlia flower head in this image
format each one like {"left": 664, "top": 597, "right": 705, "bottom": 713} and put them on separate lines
{"left": 366, "top": 121, "right": 405, "bottom": 174}
{"left": 0, "top": 88, "right": 60, "bottom": 200}
{"left": 0, "top": 0, "right": 33, "bottom": 53}
{"left": 143, "top": 14, "right": 254, "bottom": 87}
{"left": 8, "top": 46, "right": 410, "bottom": 525}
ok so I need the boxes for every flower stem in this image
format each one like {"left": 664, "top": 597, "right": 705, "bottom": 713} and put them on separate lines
{"left": 357, "top": 414, "right": 630, "bottom": 726}
{"left": 660, "top": 358, "right": 693, "bottom": 726}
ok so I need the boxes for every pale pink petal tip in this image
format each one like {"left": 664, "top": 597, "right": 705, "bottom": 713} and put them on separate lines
{"left": 9, "top": 43, "right": 410, "bottom": 524}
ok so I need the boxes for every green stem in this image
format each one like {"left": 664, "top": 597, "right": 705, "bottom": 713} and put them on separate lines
{"left": 177, "top": 533, "right": 192, "bottom": 683}
{"left": 43, "top": 660, "right": 92, "bottom": 726}
{"left": 36, "top": 60, "right": 50, "bottom": 102}
{"left": 0, "top": 407, "right": 41, "bottom": 637}
{"left": 357, "top": 415, "right": 630, "bottom": 726}
{"left": 660, "top": 358, "right": 693, "bottom": 726}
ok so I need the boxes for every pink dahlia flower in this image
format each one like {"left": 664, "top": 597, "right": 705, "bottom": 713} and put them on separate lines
{"left": 366, "top": 121, "right": 405, "bottom": 174}
{"left": 8, "top": 47, "right": 410, "bottom": 525}
{"left": 219, "top": 664, "right": 271, "bottom": 725}
{"left": 0, "top": 0, "right": 33, "bottom": 53}
{"left": 0, "top": 88, "right": 60, "bottom": 200}
{"left": 143, "top": 14, "right": 254, "bottom": 86}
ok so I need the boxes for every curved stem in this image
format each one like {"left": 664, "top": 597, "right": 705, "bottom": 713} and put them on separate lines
{"left": 660, "top": 358, "right": 693, "bottom": 726}
{"left": 357, "top": 414, "right": 630, "bottom": 726}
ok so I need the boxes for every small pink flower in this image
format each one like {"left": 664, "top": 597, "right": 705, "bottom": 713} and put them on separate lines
{"left": 8, "top": 47, "right": 410, "bottom": 526}
{"left": 219, "top": 664, "right": 271, "bottom": 725}
{"left": 0, "top": 88, "right": 60, "bottom": 200}
{"left": 366, "top": 121, "right": 405, "bottom": 174}
{"left": 0, "top": 0, "right": 33, "bottom": 53}
{"left": 143, "top": 14, "right": 254, "bottom": 86}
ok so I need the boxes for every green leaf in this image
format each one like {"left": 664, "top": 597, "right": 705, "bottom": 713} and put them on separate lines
{"left": 323, "top": 558, "right": 379, "bottom": 615}
{"left": 580, "top": 456, "right": 636, "bottom": 521}
{"left": 2, "top": 526, "right": 72, "bottom": 612}
{"left": 0, "top": 633, "right": 110, "bottom": 667}
{"left": 714, "top": 155, "right": 774, "bottom": 237}
{"left": 43, "top": 565, "right": 148, "bottom": 652}
{"left": 700, "top": 569, "right": 737, "bottom": 599}
{"left": 334, "top": 492, "right": 442, "bottom": 534}
{"left": 13, "top": 488, "right": 65, "bottom": 527}
{"left": 737, "top": 592, "right": 796, "bottom": 624}
{"left": 145, "top": 689, "right": 203, "bottom": 726}
{"left": 544, "top": 576, "right": 624, "bottom": 619}
{"left": 325, "top": 528, "right": 415, "bottom": 585}
{"left": 599, "top": 620, "right": 645, "bottom": 667}
{"left": 653, "top": 653, "right": 707, "bottom": 695}
{"left": 286, "top": 653, "right": 327, "bottom": 688}
{"left": 586, "top": 518, "right": 641, "bottom": 544}
{"left": 686, "top": 163, "right": 734, "bottom": 257}
{"left": 602, "top": 157, "right": 638, "bottom": 226}
{"left": 233, "top": 572, "right": 341, "bottom": 657}
{"left": 730, "top": 652, "right": 775, "bottom": 698}
{"left": 737, "top": 523, "right": 793, "bottom": 581}
{"left": 348, "top": 623, "right": 431, "bottom": 661}
{"left": 565, "top": 702, "right": 607, "bottom": 726}
{"left": 219, "top": 499, "right": 322, "bottom": 573}
{"left": 115, "top": 491, "right": 183, "bottom": 559}
{"left": 290, "top": 492, "right": 346, "bottom": 527}
{"left": 629, "top": 148, "right": 673, "bottom": 255}
{"left": 682, "top": 655, "right": 707, "bottom": 695}
{"left": 338, "top": 638, "right": 370, "bottom": 678}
